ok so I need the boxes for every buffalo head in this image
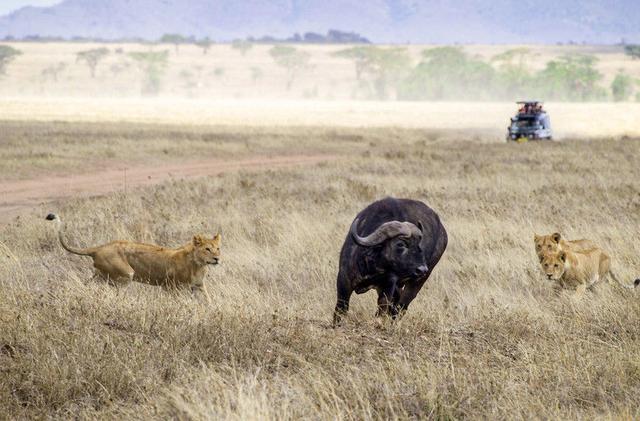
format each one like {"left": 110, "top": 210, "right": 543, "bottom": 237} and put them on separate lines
{"left": 350, "top": 218, "right": 428, "bottom": 278}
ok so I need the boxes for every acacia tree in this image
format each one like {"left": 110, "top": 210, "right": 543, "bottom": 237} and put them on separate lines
{"left": 76, "top": 47, "right": 109, "bottom": 78}
{"left": 269, "top": 45, "right": 311, "bottom": 90}
{"left": 161, "top": 34, "right": 187, "bottom": 53}
{"left": 611, "top": 71, "right": 634, "bottom": 101}
{"left": 332, "top": 46, "right": 410, "bottom": 99}
{"left": 363, "top": 47, "right": 411, "bottom": 100}
{"left": 196, "top": 37, "right": 212, "bottom": 55}
{"left": 0, "top": 45, "right": 22, "bottom": 76}
{"left": 128, "top": 50, "right": 169, "bottom": 96}
{"left": 231, "top": 39, "right": 253, "bottom": 56}
{"left": 336, "top": 46, "right": 409, "bottom": 99}
{"left": 41, "top": 62, "right": 67, "bottom": 82}
{"left": 331, "top": 46, "right": 372, "bottom": 80}
{"left": 250, "top": 66, "right": 263, "bottom": 85}
{"left": 624, "top": 45, "right": 640, "bottom": 60}
{"left": 535, "top": 54, "right": 605, "bottom": 101}
{"left": 491, "top": 47, "right": 535, "bottom": 98}
{"left": 401, "top": 47, "right": 498, "bottom": 100}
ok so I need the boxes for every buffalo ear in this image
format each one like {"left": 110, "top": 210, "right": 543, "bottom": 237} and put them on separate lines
{"left": 559, "top": 251, "right": 566, "bottom": 262}
{"left": 551, "top": 232, "right": 561, "bottom": 243}
{"left": 193, "top": 235, "right": 203, "bottom": 246}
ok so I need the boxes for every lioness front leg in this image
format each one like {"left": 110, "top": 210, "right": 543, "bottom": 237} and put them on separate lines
{"left": 92, "top": 269, "right": 108, "bottom": 283}
{"left": 192, "top": 283, "right": 211, "bottom": 304}
{"left": 551, "top": 283, "right": 563, "bottom": 296}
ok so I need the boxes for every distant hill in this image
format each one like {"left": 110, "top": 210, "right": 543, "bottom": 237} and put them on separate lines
{"left": 0, "top": 0, "right": 639, "bottom": 44}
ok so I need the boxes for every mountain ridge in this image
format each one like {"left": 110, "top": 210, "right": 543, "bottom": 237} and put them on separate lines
{"left": 0, "top": 0, "right": 639, "bottom": 44}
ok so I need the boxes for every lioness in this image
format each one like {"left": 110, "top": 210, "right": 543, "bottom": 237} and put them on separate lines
{"left": 46, "top": 214, "right": 221, "bottom": 300}
{"left": 534, "top": 232, "right": 595, "bottom": 260}
{"left": 540, "top": 248, "right": 639, "bottom": 294}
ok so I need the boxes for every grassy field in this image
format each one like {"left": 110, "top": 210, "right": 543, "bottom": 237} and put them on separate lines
{"left": 1, "top": 118, "right": 640, "bottom": 418}
{"left": 1, "top": 42, "right": 639, "bottom": 99}
{"left": 0, "top": 120, "right": 358, "bottom": 181}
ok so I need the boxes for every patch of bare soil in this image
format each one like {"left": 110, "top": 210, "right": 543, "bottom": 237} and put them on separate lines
{"left": 0, "top": 154, "right": 335, "bottom": 223}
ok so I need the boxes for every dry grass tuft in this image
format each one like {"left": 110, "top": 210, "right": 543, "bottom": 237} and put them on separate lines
{"left": 1, "top": 123, "right": 640, "bottom": 418}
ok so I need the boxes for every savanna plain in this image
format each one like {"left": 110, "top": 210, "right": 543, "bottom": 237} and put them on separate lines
{"left": 1, "top": 110, "right": 640, "bottom": 419}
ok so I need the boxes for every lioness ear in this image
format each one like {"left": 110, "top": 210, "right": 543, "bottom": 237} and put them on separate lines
{"left": 213, "top": 233, "right": 221, "bottom": 242}
{"left": 559, "top": 251, "right": 566, "bottom": 262}
{"left": 534, "top": 234, "right": 540, "bottom": 241}
{"left": 193, "top": 235, "right": 203, "bottom": 246}
{"left": 551, "top": 233, "right": 561, "bottom": 243}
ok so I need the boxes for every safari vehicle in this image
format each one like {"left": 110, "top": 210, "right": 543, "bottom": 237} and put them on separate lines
{"left": 507, "top": 101, "right": 552, "bottom": 142}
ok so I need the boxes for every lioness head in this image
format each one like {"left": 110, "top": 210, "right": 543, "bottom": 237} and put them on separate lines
{"left": 534, "top": 232, "right": 562, "bottom": 259}
{"left": 192, "top": 234, "right": 222, "bottom": 266}
{"left": 540, "top": 251, "right": 566, "bottom": 280}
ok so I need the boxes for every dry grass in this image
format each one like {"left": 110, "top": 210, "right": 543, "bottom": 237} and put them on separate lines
{"left": 1, "top": 122, "right": 640, "bottom": 419}
{"left": 0, "top": 120, "right": 368, "bottom": 180}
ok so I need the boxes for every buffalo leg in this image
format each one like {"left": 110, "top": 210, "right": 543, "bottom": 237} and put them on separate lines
{"left": 333, "top": 274, "right": 353, "bottom": 327}
{"left": 376, "top": 275, "right": 399, "bottom": 318}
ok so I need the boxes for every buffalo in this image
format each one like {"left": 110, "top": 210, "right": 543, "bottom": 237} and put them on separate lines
{"left": 333, "top": 197, "right": 447, "bottom": 325}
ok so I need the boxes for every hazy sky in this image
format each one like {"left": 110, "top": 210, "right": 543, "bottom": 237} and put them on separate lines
{"left": 0, "top": 0, "right": 60, "bottom": 16}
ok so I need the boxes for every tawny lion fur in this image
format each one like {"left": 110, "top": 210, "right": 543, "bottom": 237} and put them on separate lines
{"left": 540, "top": 247, "right": 638, "bottom": 294}
{"left": 533, "top": 232, "right": 596, "bottom": 260}
{"left": 46, "top": 214, "right": 220, "bottom": 301}
{"left": 535, "top": 231, "right": 638, "bottom": 292}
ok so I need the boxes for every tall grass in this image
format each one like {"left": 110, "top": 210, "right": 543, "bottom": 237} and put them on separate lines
{"left": 1, "top": 124, "right": 640, "bottom": 418}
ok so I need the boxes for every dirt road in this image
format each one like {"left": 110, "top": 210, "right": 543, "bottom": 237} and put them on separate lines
{"left": 0, "top": 154, "right": 335, "bottom": 223}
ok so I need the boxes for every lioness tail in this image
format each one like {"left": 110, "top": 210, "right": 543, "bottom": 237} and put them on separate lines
{"left": 46, "top": 213, "right": 96, "bottom": 256}
{"left": 609, "top": 270, "right": 639, "bottom": 290}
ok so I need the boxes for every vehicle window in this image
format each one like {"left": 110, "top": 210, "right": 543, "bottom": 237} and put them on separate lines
{"left": 516, "top": 118, "right": 536, "bottom": 127}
